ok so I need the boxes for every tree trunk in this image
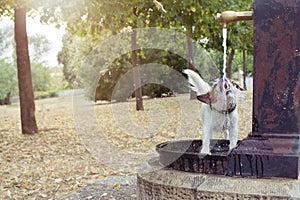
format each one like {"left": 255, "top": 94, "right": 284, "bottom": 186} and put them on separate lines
{"left": 226, "top": 49, "right": 235, "bottom": 79}
{"left": 131, "top": 29, "right": 144, "bottom": 111}
{"left": 242, "top": 50, "right": 247, "bottom": 90}
{"left": 15, "top": 8, "right": 38, "bottom": 134}
{"left": 186, "top": 33, "right": 197, "bottom": 100}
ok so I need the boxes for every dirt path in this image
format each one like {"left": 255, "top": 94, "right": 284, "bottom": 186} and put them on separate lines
{"left": 60, "top": 176, "right": 137, "bottom": 200}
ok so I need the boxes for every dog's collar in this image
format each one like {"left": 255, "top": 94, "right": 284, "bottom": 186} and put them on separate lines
{"left": 210, "top": 104, "right": 236, "bottom": 115}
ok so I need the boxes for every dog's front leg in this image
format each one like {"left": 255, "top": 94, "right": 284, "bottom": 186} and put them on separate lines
{"left": 229, "top": 112, "right": 238, "bottom": 150}
{"left": 229, "top": 128, "right": 238, "bottom": 150}
{"left": 224, "top": 130, "right": 229, "bottom": 140}
{"left": 201, "top": 123, "right": 212, "bottom": 154}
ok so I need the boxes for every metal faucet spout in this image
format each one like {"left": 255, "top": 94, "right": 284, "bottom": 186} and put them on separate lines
{"left": 216, "top": 11, "right": 253, "bottom": 27}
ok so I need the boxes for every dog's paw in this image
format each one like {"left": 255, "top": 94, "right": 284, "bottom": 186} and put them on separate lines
{"left": 200, "top": 148, "right": 210, "bottom": 155}
{"left": 229, "top": 143, "right": 237, "bottom": 150}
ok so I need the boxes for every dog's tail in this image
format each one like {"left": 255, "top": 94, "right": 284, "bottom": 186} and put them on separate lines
{"left": 183, "top": 69, "right": 211, "bottom": 95}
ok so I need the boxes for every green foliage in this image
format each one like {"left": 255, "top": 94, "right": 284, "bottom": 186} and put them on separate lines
{"left": 0, "top": 0, "right": 14, "bottom": 16}
{"left": 60, "top": 0, "right": 254, "bottom": 52}
{"left": 0, "top": 59, "right": 17, "bottom": 99}
{"left": 0, "top": 19, "right": 53, "bottom": 93}
{"left": 0, "top": 24, "right": 14, "bottom": 61}
{"left": 94, "top": 49, "right": 193, "bottom": 101}
{"left": 34, "top": 90, "right": 58, "bottom": 99}
{"left": 231, "top": 50, "right": 253, "bottom": 74}
{"left": 28, "top": 34, "right": 51, "bottom": 63}
{"left": 58, "top": 33, "right": 96, "bottom": 88}
{"left": 42, "top": 0, "right": 254, "bottom": 100}
{"left": 95, "top": 56, "right": 132, "bottom": 102}
{"left": 209, "top": 49, "right": 253, "bottom": 75}
{"left": 31, "top": 62, "right": 50, "bottom": 91}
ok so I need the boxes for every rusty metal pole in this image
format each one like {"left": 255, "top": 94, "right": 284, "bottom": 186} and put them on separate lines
{"left": 229, "top": 0, "right": 300, "bottom": 179}
{"left": 252, "top": 0, "right": 300, "bottom": 135}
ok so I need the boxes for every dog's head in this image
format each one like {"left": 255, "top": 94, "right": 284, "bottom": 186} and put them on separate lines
{"left": 197, "top": 77, "right": 243, "bottom": 112}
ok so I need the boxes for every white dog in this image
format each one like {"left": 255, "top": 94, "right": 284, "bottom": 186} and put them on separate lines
{"left": 183, "top": 69, "right": 243, "bottom": 154}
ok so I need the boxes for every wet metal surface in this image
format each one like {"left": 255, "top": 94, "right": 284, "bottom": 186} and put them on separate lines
{"left": 156, "top": 136, "right": 300, "bottom": 178}
{"left": 156, "top": 140, "right": 231, "bottom": 175}
{"left": 229, "top": 134, "right": 300, "bottom": 179}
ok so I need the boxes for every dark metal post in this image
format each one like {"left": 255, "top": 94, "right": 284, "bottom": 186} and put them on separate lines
{"left": 252, "top": 0, "right": 300, "bottom": 135}
{"left": 229, "top": 0, "right": 300, "bottom": 178}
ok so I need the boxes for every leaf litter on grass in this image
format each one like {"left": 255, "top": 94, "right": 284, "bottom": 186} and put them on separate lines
{"left": 0, "top": 96, "right": 113, "bottom": 199}
{"left": 0, "top": 91, "right": 252, "bottom": 199}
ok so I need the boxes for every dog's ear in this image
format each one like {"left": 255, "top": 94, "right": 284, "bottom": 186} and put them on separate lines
{"left": 231, "top": 80, "right": 244, "bottom": 91}
{"left": 197, "top": 92, "right": 211, "bottom": 104}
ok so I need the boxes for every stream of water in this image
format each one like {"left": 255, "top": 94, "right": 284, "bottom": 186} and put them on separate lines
{"left": 222, "top": 27, "right": 227, "bottom": 77}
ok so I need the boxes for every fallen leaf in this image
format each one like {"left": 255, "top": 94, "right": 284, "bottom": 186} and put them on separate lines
{"left": 101, "top": 193, "right": 108, "bottom": 197}
{"left": 113, "top": 183, "right": 121, "bottom": 189}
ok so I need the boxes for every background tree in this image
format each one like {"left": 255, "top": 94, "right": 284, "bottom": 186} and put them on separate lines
{"left": 0, "top": 24, "right": 16, "bottom": 105}
{"left": 139, "top": 0, "right": 253, "bottom": 77}
{"left": 28, "top": 33, "right": 51, "bottom": 63}
{"left": 83, "top": 1, "right": 153, "bottom": 110}
{"left": 51, "top": 1, "right": 151, "bottom": 109}
{"left": 0, "top": 24, "right": 14, "bottom": 61}
{"left": 31, "top": 62, "right": 50, "bottom": 91}
{"left": 58, "top": 33, "right": 95, "bottom": 88}
{"left": 15, "top": 7, "right": 38, "bottom": 134}
{"left": 0, "top": 22, "right": 52, "bottom": 103}
{"left": 43, "top": 0, "right": 254, "bottom": 102}
{"left": 0, "top": 0, "right": 40, "bottom": 134}
{"left": 28, "top": 34, "right": 52, "bottom": 92}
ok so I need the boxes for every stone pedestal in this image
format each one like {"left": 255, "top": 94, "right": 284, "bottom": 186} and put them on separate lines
{"left": 137, "top": 158, "right": 300, "bottom": 199}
